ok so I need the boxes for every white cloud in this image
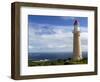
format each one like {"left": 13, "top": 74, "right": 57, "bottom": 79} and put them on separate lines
{"left": 59, "top": 16, "right": 75, "bottom": 20}
{"left": 28, "top": 23, "right": 88, "bottom": 53}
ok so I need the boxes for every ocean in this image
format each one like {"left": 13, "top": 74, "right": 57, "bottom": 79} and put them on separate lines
{"left": 28, "top": 52, "right": 87, "bottom": 61}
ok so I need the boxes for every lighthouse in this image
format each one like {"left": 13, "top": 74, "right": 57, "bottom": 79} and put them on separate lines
{"left": 72, "top": 20, "right": 82, "bottom": 61}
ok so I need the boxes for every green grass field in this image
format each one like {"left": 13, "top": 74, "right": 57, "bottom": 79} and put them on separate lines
{"left": 28, "top": 58, "right": 88, "bottom": 66}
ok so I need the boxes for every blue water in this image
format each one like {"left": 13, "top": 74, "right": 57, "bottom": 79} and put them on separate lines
{"left": 28, "top": 52, "right": 87, "bottom": 61}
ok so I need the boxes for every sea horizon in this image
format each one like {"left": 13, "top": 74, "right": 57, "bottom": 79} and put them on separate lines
{"left": 28, "top": 52, "right": 88, "bottom": 61}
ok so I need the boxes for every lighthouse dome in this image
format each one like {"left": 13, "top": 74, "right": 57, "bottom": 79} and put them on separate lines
{"left": 73, "top": 20, "right": 80, "bottom": 32}
{"left": 74, "top": 20, "right": 79, "bottom": 25}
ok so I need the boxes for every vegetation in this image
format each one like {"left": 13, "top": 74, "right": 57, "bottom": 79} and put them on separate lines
{"left": 28, "top": 58, "right": 88, "bottom": 66}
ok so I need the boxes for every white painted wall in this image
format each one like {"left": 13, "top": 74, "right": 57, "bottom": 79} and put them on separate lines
{"left": 0, "top": 0, "right": 100, "bottom": 82}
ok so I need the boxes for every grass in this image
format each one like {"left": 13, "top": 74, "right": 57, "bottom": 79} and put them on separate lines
{"left": 28, "top": 58, "right": 88, "bottom": 66}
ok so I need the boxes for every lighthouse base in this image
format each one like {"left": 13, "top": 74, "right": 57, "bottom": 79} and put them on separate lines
{"left": 72, "top": 55, "right": 82, "bottom": 61}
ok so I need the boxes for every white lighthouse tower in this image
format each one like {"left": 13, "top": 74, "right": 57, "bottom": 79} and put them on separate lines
{"left": 72, "top": 20, "right": 82, "bottom": 61}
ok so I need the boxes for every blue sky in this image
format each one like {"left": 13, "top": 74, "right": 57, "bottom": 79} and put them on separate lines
{"left": 28, "top": 15, "right": 88, "bottom": 53}
{"left": 28, "top": 15, "right": 88, "bottom": 27}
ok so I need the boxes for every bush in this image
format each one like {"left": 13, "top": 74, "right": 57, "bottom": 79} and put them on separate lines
{"left": 28, "top": 58, "right": 88, "bottom": 66}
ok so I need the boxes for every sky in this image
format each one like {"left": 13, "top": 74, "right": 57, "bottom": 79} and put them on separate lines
{"left": 28, "top": 15, "right": 88, "bottom": 53}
